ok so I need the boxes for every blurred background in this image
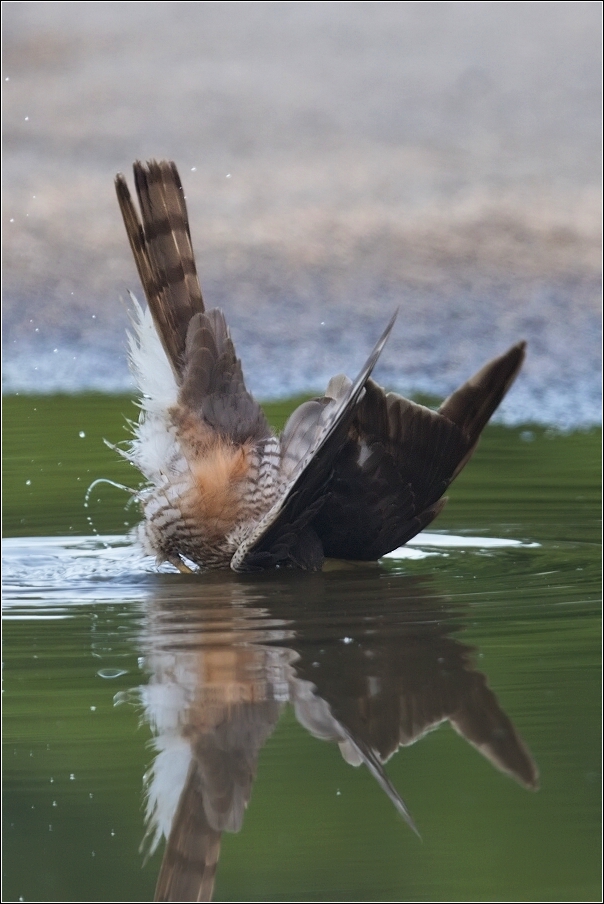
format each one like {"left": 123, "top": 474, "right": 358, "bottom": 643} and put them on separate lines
{"left": 3, "top": 1, "right": 601, "bottom": 426}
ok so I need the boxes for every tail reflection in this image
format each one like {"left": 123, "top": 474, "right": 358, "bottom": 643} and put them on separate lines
{"left": 136, "top": 570, "right": 538, "bottom": 901}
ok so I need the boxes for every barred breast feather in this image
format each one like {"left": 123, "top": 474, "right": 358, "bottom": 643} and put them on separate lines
{"left": 115, "top": 160, "right": 526, "bottom": 573}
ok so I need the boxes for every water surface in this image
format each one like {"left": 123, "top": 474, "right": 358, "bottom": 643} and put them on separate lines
{"left": 2, "top": 396, "right": 601, "bottom": 902}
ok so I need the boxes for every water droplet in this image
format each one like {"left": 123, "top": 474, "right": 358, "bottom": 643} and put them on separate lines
{"left": 97, "top": 668, "right": 128, "bottom": 679}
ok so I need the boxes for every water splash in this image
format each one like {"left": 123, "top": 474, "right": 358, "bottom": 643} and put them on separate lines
{"left": 84, "top": 478, "right": 138, "bottom": 543}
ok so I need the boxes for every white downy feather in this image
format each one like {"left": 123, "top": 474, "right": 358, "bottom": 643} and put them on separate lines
{"left": 125, "top": 296, "right": 185, "bottom": 485}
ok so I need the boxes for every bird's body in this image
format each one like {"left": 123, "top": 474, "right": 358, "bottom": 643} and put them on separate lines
{"left": 116, "top": 160, "right": 526, "bottom": 573}
{"left": 123, "top": 300, "right": 285, "bottom": 570}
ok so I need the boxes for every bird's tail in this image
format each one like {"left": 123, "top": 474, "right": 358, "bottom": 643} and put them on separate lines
{"left": 115, "top": 160, "right": 205, "bottom": 378}
{"left": 153, "top": 761, "right": 222, "bottom": 903}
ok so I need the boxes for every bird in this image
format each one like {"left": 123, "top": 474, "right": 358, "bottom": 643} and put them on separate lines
{"left": 115, "top": 159, "right": 526, "bottom": 574}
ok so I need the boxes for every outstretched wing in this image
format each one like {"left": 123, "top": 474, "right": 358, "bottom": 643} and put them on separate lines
{"left": 312, "top": 342, "right": 526, "bottom": 560}
{"left": 231, "top": 314, "right": 398, "bottom": 571}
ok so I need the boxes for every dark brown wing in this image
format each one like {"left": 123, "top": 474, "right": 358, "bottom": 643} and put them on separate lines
{"left": 231, "top": 313, "right": 398, "bottom": 571}
{"left": 438, "top": 339, "right": 528, "bottom": 479}
{"left": 312, "top": 342, "right": 526, "bottom": 560}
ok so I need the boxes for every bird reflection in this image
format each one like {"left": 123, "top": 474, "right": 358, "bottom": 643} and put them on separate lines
{"left": 135, "top": 568, "right": 538, "bottom": 901}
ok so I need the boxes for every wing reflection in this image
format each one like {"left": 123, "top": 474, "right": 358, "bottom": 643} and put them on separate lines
{"left": 135, "top": 569, "right": 538, "bottom": 901}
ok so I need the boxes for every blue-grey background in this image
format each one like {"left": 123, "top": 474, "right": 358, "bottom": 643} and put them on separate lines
{"left": 3, "top": 1, "right": 601, "bottom": 427}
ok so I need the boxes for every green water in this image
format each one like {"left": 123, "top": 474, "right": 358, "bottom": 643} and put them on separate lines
{"left": 2, "top": 394, "right": 601, "bottom": 903}
{"left": 3, "top": 393, "right": 600, "bottom": 543}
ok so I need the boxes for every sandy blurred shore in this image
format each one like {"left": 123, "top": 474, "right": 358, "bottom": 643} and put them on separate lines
{"left": 2, "top": 2, "right": 601, "bottom": 426}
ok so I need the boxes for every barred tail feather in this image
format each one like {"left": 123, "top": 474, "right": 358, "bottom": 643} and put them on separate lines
{"left": 116, "top": 160, "right": 205, "bottom": 377}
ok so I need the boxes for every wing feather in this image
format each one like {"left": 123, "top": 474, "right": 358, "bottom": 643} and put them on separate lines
{"left": 178, "top": 310, "right": 271, "bottom": 444}
{"left": 231, "top": 312, "right": 398, "bottom": 571}
{"left": 313, "top": 342, "right": 526, "bottom": 559}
